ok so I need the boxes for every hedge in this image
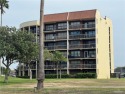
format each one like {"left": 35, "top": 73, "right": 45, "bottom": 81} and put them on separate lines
{"left": 75, "top": 73, "right": 96, "bottom": 78}
{"left": 17, "top": 73, "right": 97, "bottom": 79}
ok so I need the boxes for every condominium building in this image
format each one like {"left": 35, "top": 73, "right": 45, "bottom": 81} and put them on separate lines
{"left": 18, "top": 9, "right": 114, "bottom": 79}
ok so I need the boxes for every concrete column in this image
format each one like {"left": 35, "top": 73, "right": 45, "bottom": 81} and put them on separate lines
{"left": 28, "top": 65, "right": 30, "bottom": 76}
{"left": 19, "top": 63, "right": 21, "bottom": 76}
{"left": 66, "top": 12, "right": 69, "bottom": 74}
{"left": 22, "top": 64, "right": 25, "bottom": 76}
{"left": 35, "top": 25, "right": 38, "bottom": 79}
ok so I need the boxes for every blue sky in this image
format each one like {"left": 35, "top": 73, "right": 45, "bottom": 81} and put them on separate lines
{"left": 2, "top": 0, "right": 125, "bottom": 69}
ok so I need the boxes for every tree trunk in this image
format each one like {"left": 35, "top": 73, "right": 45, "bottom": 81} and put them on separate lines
{"left": 37, "top": 0, "right": 45, "bottom": 90}
{"left": 56, "top": 63, "right": 58, "bottom": 79}
{"left": 4, "top": 60, "right": 9, "bottom": 83}
{"left": 59, "top": 62, "right": 61, "bottom": 79}
{"left": 1, "top": 10, "right": 2, "bottom": 26}
{"left": 29, "top": 68, "right": 32, "bottom": 80}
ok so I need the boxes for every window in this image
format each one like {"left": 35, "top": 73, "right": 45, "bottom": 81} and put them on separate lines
{"left": 46, "top": 25, "right": 54, "bottom": 31}
{"left": 85, "top": 31, "right": 95, "bottom": 37}
{"left": 46, "top": 43, "right": 55, "bottom": 46}
{"left": 70, "top": 31, "right": 80, "bottom": 35}
{"left": 58, "top": 32, "right": 67, "bottom": 37}
{"left": 70, "top": 41, "right": 80, "bottom": 45}
{"left": 70, "top": 61, "right": 80, "bottom": 64}
{"left": 89, "top": 51, "right": 96, "bottom": 58}
{"left": 70, "top": 22, "right": 80, "bottom": 26}
{"left": 58, "top": 23, "right": 67, "bottom": 29}
{"left": 45, "top": 34, "right": 55, "bottom": 40}
{"left": 57, "top": 42, "right": 67, "bottom": 45}
{"left": 71, "top": 51, "right": 80, "bottom": 57}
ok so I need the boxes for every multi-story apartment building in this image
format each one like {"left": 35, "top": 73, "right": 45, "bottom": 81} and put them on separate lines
{"left": 18, "top": 9, "right": 114, "bottom": 79}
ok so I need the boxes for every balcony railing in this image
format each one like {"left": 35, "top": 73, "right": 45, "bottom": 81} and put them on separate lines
{"left": 69, "top": 23, "right": 95, "bottom": 29}
{"left": 54, "top": 36, "right": 67, "bottom": 40}
{"left": 69, "top": 64, "right": 96, "bottom": 69}
{"left": 69, "top": 43, "right": 95, "bottom": 49}
{"left": 45, "top": 36, "right": 67, "bottom": 40}
{"left": 69, "top": 34, "right": 95, "bottom": 39}
{"left": 68, "top": 54, "right": 96, "bottom": 59}
{"left": 44, "top": 23, "right": 95, "bottom": 31}
{"left": 44, "top": 65, "right": 67, "bottom": 70}
{"left": 44, "top": 45, "right": 67, "bottom": 50}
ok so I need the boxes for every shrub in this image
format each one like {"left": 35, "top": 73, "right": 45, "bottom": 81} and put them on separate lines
{"left": 75, "top": 73, "right": 96, "bottom": 78}
{"left": 45, "top": 74, "right": 57, "bottom": 78}
{"left": 61, "top": 74, "right": 69, "bottom": 78}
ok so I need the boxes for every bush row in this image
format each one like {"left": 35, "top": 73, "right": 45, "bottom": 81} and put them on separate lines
{"left": 17, "top": 73, "right": 96, "bottom": 79}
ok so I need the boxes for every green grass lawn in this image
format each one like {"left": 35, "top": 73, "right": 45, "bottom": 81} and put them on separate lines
{"left": 0, "top": 76, "right": 125, "bottom": 94}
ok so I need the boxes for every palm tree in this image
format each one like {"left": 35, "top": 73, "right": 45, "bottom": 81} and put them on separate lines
{"left": 37, "top": 0, "right": 44, "bottom": 90}
{"left": 0, "top": 0, "right": 9, "bottom": 26}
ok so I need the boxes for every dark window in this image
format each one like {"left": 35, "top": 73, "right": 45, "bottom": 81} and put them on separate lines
{"left": 70, "top": 31, "right": 80, "bottom": 35}
{"left": 45, "top": 25, "right": 54, "bottom": 31}
{"left": 58, "top": 23, "right": 67, "bottom": 29}
{"left": 70, "top": 61, "right": 80, "bottom": 64}
{"left": 70, "top": 22, "right": 80, "bottom": 26}
{"left": 85, "top": 31, "right": 95, "bottom": 37}
{"left": 71, "top": 51, "right": 80, "bottom": 57}
{"left": 45, "top": 34, "right": 55, "bottom": 40}
{"left": 70, "top": 41, "right": 80, "bottom": 45}
{"left": 57, "top": 42, "right": 67, "bottom": 45}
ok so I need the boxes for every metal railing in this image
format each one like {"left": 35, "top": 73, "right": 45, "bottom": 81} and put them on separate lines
{"left": 44, "top": 65, "right": 67, "bottom": 70}
{"left": 69, "top": 43, "right": 95, "bottom": 49}
{"left": 68, "top": 55, "right": 96, "bottom": 59}
{"left": 44, "top": 45, "right": 67, "bottom": 50}
{"left": 55, "top": 36, "right": 67, "bottom": 40}
{"left": 69, "top": 64, "right": 96, "bottom": 69}
{"left": 69, "top": 34, "right": 95, "bottom": 39}
{"left": 69, "top": 23, "right": 95, "bottom": 29}
{"left": 45, "top": 36, "right": 67, "bottom": 40}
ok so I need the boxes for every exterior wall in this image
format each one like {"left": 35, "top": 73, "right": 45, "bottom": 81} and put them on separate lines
{"left": 20, "top": 20, "right": 40, "bottom": 28}
{"left": 18, "top": 10, "right": 114, "bottom": 79}
{"left": 106, "top": 18, "right": 114, "bottom": 73}
{"left": 96, "top": 10, "right": 114, "bottom": 79}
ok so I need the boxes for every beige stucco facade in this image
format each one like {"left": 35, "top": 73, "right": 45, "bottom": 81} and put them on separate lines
{"left": 96, "top": 10, "right": 114, "bottom": 79}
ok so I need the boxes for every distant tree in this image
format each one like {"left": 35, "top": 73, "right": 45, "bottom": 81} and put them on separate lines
{"left": 0, "top": 26, "right": 38, "bottom": 83}
{"left": 0, "top": 26, "right": 17, "bottom": 83}
{"left": 15, "top": 30, "right": 39, "bottom": 80}
{"left": 52, "top": 51, "right": 67, "bottom": 79}
{"left": 115, "top": 67, "right": 125, "bottom": 73}
{"left": 0, "top": 0, "right": 9, "bottom": 26}
{"left": 44, "top": 48, "right": 53, "bottom": 61}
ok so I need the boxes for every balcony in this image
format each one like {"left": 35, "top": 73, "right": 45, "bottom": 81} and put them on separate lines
{"left": 45, "top": 36, "right": 67, "bottom": 41}
{"left": 44, "top": 26, "right": 67, "bottom": 32}
{"left": 54, "top": 36, "right": 67, "bottom": 40}
{"left": 69, "top": 23, "right": 95, "bottom": 30}
{"left": 69, "top": 34, "right": 95, "bottom": 39}
{"left": 45, "top": 65, "right": 67, "bottom": 70}
{"left": 68, "top": 55, "right": 96, "bottom": 59}
{"left": 55, "top": 45, "right": 67, "bottom": 50}
{"left": 44, "top": 45, "right": 67, "bottom": 50}
{"left": 69, "top": 64, "right": 96, "bottom": 69}
{"left": 69, "top": 43, "right": 95, "bottom": 49}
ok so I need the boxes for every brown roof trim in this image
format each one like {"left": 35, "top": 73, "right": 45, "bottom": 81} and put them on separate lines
{"left": 44, "top": 9, "right": 96, "bottom": 23}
